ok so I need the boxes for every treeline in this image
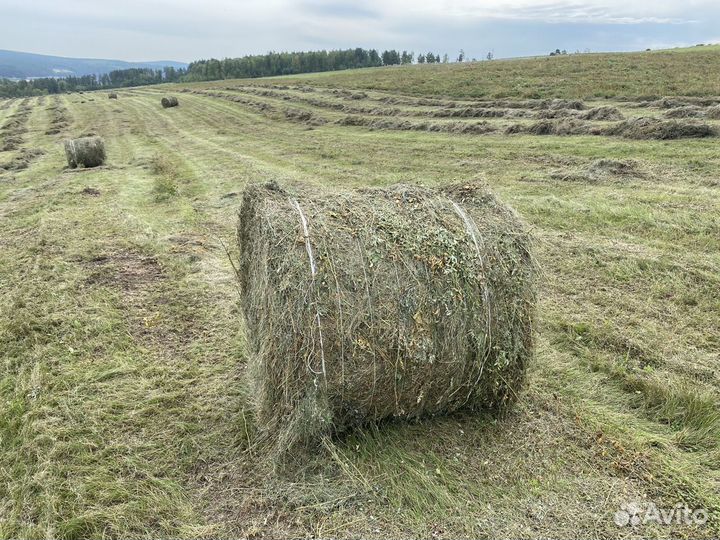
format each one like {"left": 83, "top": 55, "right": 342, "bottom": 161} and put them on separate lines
{"left": 0, "top": 66, "right": 186, "bottom": 98}
{"left": 185, "top": 48, "right": 464, "bottom": 81}
{"left": 0, "top": 47, "right": 468, "bottom": 98}
{"left": 186, "top": 48, "right": 409, "bottom": 80}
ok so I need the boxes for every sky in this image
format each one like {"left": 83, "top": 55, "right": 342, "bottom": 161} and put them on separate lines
{"left": 1, "top": 0, "right": 718, "bottom": 62}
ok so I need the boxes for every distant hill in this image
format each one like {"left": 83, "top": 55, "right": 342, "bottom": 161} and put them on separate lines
{"left": 0, "top": 49, "right": 187, "bottom": 79}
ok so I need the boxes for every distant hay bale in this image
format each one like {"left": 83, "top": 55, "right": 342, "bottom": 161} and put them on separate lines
{"left": 63, "top": 136, "right": 106, "bottom": 168}
{"left": 161, "top": 96, "right": 179, "bottom": 108}
{"left": 108, "top": 93, "right": 118, "bottom": 99}
{"left": 238, "top": 181, "right": 536, "bottom": 458}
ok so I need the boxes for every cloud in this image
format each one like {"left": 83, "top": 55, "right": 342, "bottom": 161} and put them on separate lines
{"left": 0, "top": 0, "right": 718, "bottom": 61}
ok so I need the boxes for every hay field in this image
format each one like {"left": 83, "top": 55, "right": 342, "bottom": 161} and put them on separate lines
{"left": 1, "top": 47, "right": 719, "bottom": 539}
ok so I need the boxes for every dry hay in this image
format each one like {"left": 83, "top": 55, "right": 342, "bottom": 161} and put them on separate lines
{"left": 663, "top": 106, "right": 704, "bottom": 119}
{"left": 649, "top": 97, "right": 688, "bottom": 109}
{"left": 161, "top": 96, "right": 179, "bottom": 108}
{"left": 552, "top": 99, "right": 585, "bottom": 110}
{"left": 283, "top": 108, "right": 327, "bottom": 125}
{"left": 507, "top": 116, "right": 715, "bottom": 140}
{"left": 548, "top": 158, "right": 644, "bottom": 183}
{"left": 337, "top": 115, "right": 496, "bottom": 134}
{"left": 535, "top": 109, "right": 579, "bottom": 119}
{"left": 0, "top": 148, "right": 45, "bottom": 171}
{"left": 587, "top": 159, "right": 642, "bottom": 177}
{"left": 326, "top": 88, "right": 369, "bottom": 101}
{"left": 646, "top": 96, "right": 720, "bottom": 109}
{"left": 604, "top": 118, "right": 716, "bottom": 139}
{"left": 238, "top": 180, "right": 536, "bottom": 460}
{"left": 431, "top": 107, "right": 509, "bottom": 118}
{"left": 189, "top": 89, "right": 276, "bottom": 115}
{"left": 226, "top": 86, "right": 405, "bottom": 117}
{"left": 545, "top": 99, "right": 586, "bottom": 111}
{"left": 506, "top": 119, "right": 592, "bottom": 136}
{"left": 1, "top": 135, "right": 23, "bottom": 152}
{"left": 579, "top": 106, "right": 624, "bottom": 121}
{"left": 708, "top": 106, "right": 720, "bottom": 120}
{"left": 64, "top": 136, "right": 106, "bottom": 168}
{"left": 45, "top": 102, "right": 71, "bottom": 135}
{"left": 1, "top": 106, "right": 32, "bottom": 150}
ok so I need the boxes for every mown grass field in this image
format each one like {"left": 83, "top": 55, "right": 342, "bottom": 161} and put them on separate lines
{"left": 1, "top": 47, "right": 719, "bottom": 539}
{"left": 243, "top": 45, "right": 720, "bottom": 99}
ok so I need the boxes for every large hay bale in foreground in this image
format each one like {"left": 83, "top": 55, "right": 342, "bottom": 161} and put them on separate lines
{"left": 161, "top": 96, "right": 179, "bottom": 108}
{"left": 63, "top": 136, "right": 106, "bottom": 168}
{"left": 238, "top": 181, "right": 536, "bottom": 457}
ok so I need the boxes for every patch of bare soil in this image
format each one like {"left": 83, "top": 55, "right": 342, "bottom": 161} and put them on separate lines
{"left": 83, "top": 248, "right": 204, "bottom": 352}
{"left": 85, "top": 250, "right": 165, "bottom": 293}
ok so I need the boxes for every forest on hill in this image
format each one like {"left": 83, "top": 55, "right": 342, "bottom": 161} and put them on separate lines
{"left": 0, "top": 48, "right": 443, "bottom": 97}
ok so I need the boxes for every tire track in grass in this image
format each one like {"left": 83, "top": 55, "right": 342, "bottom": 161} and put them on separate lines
{"left": 124, "top": 90, "right": 407, "bottom": 188}
{"left": 123, "top": 92, "right": 311, "bottom": 188}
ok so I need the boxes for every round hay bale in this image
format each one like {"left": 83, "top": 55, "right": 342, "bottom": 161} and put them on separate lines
{"left": 238, "top": 181, "right": 536, "bottom": 458}
{"left": 63, "top": 136, "right": 106, "bottom": 168}
{"left": 108, "top": 93, "right": 118, "bottom": 99}
{"left": 161, "top": 96, "right": 179, "bottom": 108}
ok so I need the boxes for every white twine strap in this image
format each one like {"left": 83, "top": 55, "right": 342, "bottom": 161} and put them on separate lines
{"left": 452, "top": 201, "right": 483, "bottom": 264}
{"left": 290, "top": 198, "right": 326, "bottom": 379}
{"left": 452, "top": 199, "right": 493, "bottom": 401}
{"left": 69, "top": 139, "right": 77, "bottom": 165}
{"left": 291, "top": 198, "right": 317, "bottom": 276}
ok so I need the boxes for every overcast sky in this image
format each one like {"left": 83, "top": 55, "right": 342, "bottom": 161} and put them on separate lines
{"left": 1, "top": 0, "right": 718, "bottom": 62}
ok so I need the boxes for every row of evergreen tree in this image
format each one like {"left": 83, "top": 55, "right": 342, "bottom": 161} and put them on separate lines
{"left": 183, "top": 48, "right": 455, "bottom": 81}
{"left": 0, "top": 66, "right": 186, "bottom": 98}
{"left": 0, "top": 47, "right": 466, "bottom": 98}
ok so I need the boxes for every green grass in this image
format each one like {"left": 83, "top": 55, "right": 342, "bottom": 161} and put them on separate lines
{"left": 0, "top": 49, "right": 719, "bottom": 539}
{"left": 238, "top": 45, "right": 720, "bottom": 100}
